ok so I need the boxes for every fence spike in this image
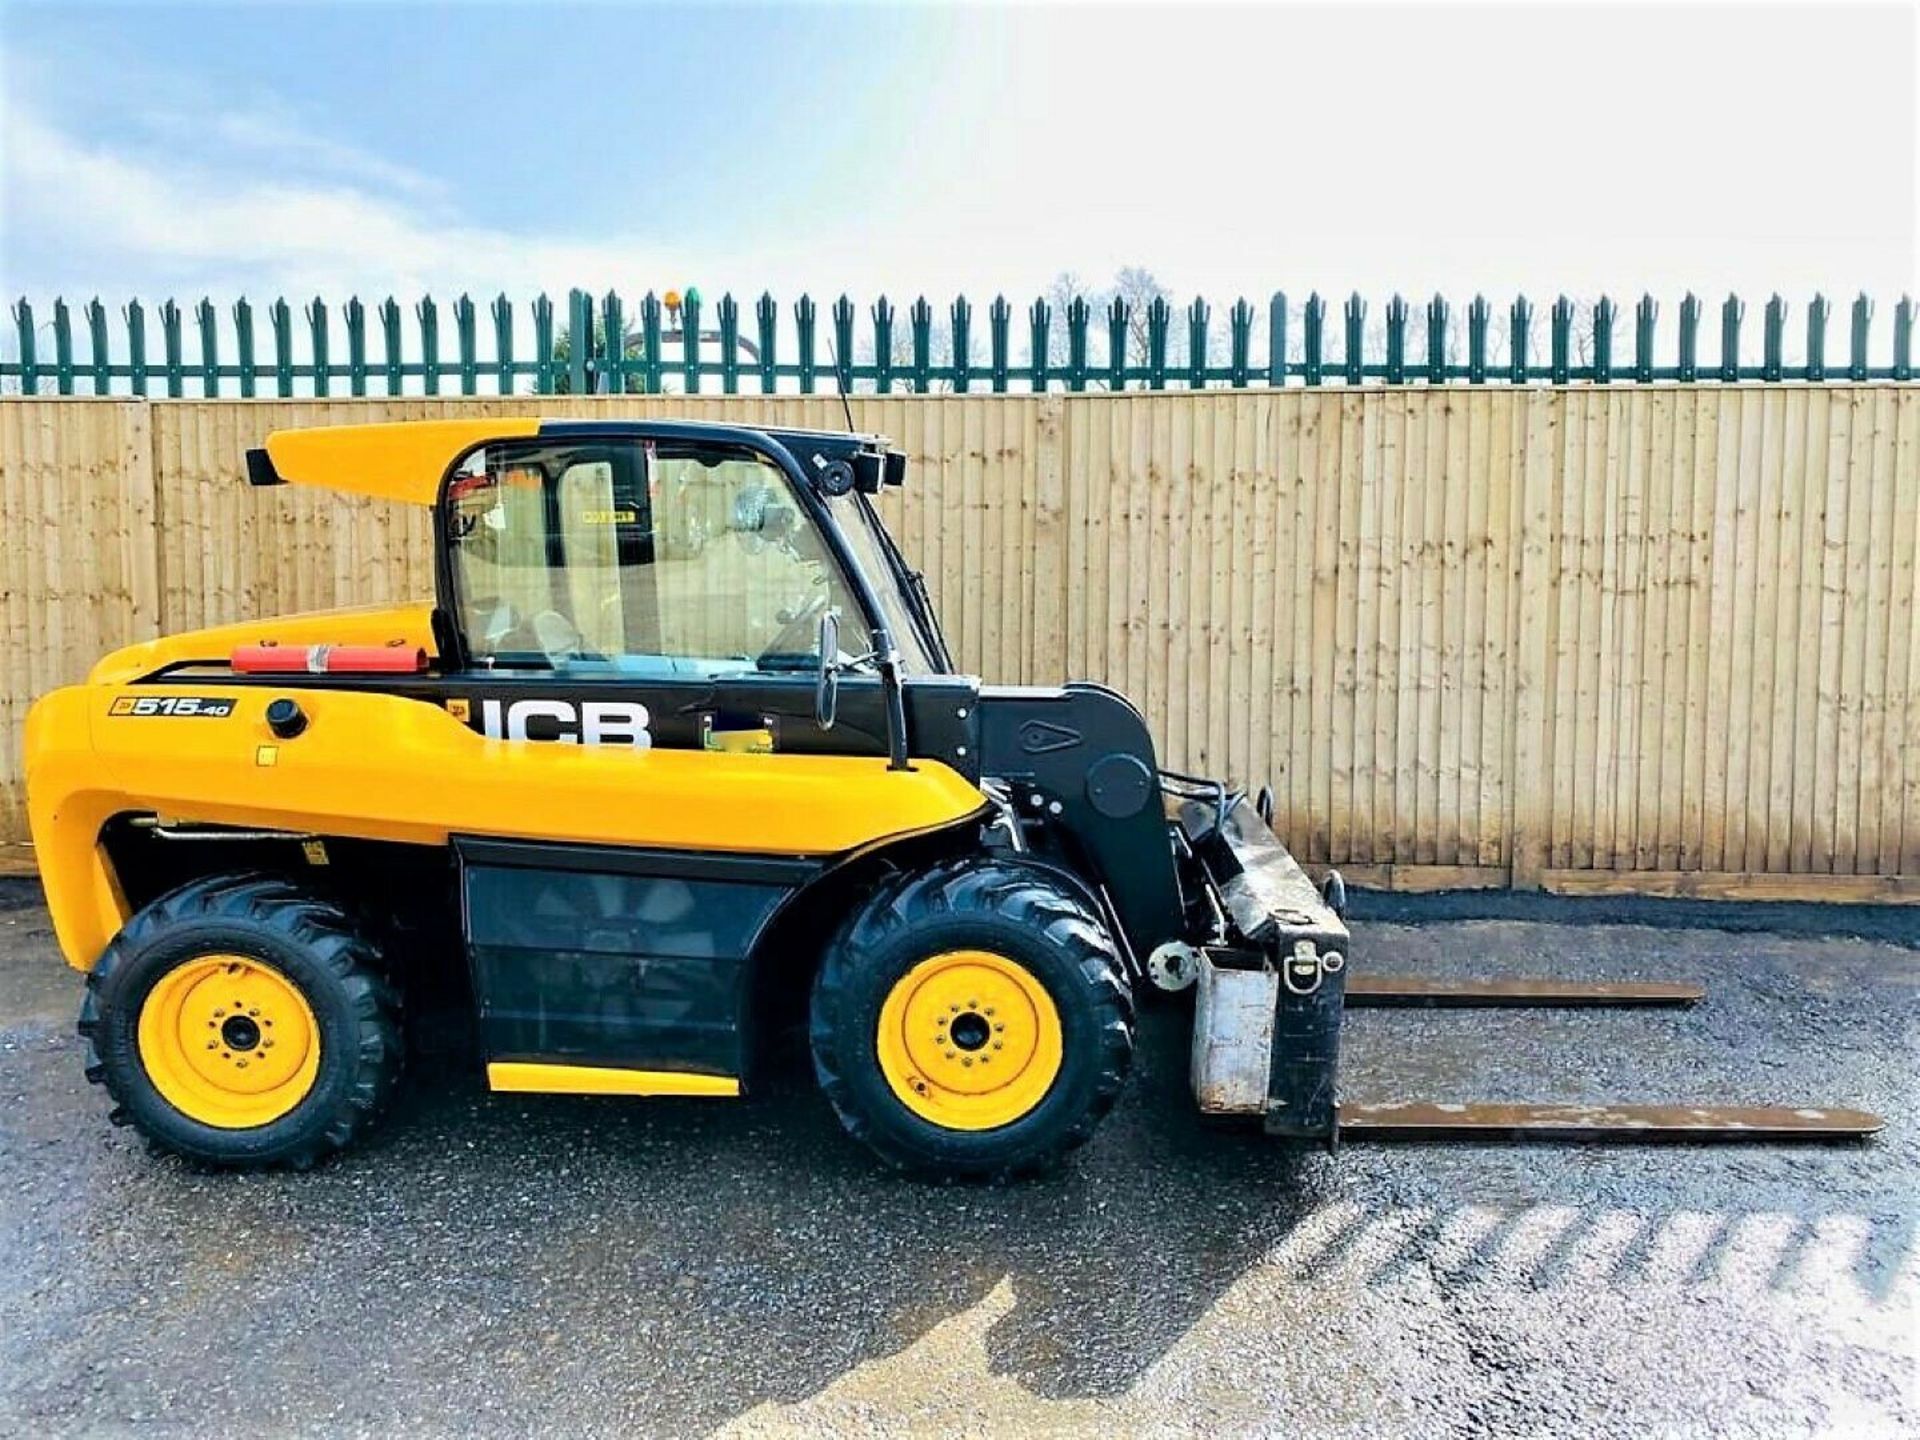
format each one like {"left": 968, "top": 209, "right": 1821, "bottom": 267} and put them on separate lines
{"left": 533, "top": 293, "right": 556, "bottom": 394}
{"left": 1467, "top": 295, "right": 1489, "bottom": 384}
{"left": 1426, "top": 293, "right": 1448, "bottom": 384}
{"left": 1384, "top": 294, "right": 1408, "bottom": 384}
{"left": 127, "top": 299, "right": 150, "bottom": 397}
{"left": 755, "top": 292, "right": 778, "bottom": 393}
{"left": 1146, "top": 296, "right": 1170, "bottom": 390}
{"left": 988, "top": 295, "right": 1010, "bottom": 393}
{"left": 1848, "top": 293, "right": 1872, "bottom": 381}
{"left": 870, "top": 295, "right": 894, "bottom": 395}
{"left": 1591, "top": 295, "right": 1615, "bottom": 384}
{"left": 1029, "top": 296, "right": 1051, "bottom": 393}
{"left": 52, "top": 297, "right": 73, "bottom": 395}
{"left": 159, "top": 299, "right": 184, "bottom": 398}
{"left": 1508, "top": 294, "right": 1531, "bottom": 384}
{"left": 1187, "top": 296, "right": 1209, "bottom": 389}
{"left": 417, "top": 295, "right": 440, "bottom": 396}
{"left": 795, "top": 294, "right": 818, "bottom": 393}
{"left": 235, "top": 297, "right": 258, "bottom": 398}
{"left": 85, "top": 298, "right": 109, "bottom": 394}
{"left": 1106, "top": 296, "right": 1128, "bottom": 390}
{"left": 1303, "top": 292, "right": 1325, "bottom": 386}
{"left": 641, "top": 291, "right": 663, "bottom": 393}
{"left": 1804, "top": 292, "right": 1828, "bottom": 381}
{"left": 1633, "top": 294, "right": 1656, "bottom": 382}
{"left": 1893, "top": 295, "right": 1913, "bottom": 381}
{"left": 1549, "top": 295, "right": 1573, "bottom": 384}
{"left": 1763, "top": 293, "right": 1787, "bottom": 381}
{"left": 678, "top": 288, "right": 700, "bottom": 394}
{"left": 376, "top": 297, "right": 401, "bottom": 395}
{"left": 12, "top": 298, "right": 37, "bottom": 394}
{"left": 194, "top": 297, "right": 219, "bottom": 397}
{"left": 308, "top": 296, "right": 331, "bottom": 397}
{"left": 1343, "top": 292, "right": 1365, "bottom": 385}
{"left": 1268, "top": 292, "right": 1288, "bottom": 387}
{"left": 832, "top": 294, "right": 857, "bottom": 395}
{"left": 347, "top": 297, "right": 369, "bottom": 396}
{"left": 1677, "top": 293, "right": 1700, "bottom": 381}
{"left": 1720, "top": 293, "right": 1743, "bottom": 381}
{"left": 908, "top": 297, "right": 931, "bottom": 394}
{"left": 602, "top": 290, "right": 626, "bottom": 395}
{"left": 1228, "top": 297, "right": 1253, "bottom": 388}
{"left": 452, "top": 293, "right": 475, "bottom": 396}
{"left": 718, "top": 293, "right": 741, "bottom": 394}
{"left": 490, "top": 294, "right": 512, "bottom": 395}
{"left": 950, "top": 295, "right": 972, "bottom": 393}
{"left": 565, "top": 289, "right": 589, "bottom": 395}
{"left": 1065, "top": 295, "right": 1089, "bottom": 392}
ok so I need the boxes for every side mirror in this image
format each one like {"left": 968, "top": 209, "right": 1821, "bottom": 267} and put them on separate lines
{"left": 815, "top": 611, "right": 840, "bottom": 731}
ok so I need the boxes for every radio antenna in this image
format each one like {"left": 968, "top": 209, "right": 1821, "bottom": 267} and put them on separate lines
{"left": 825, "top": 332, "right": 857, "bottom": 433}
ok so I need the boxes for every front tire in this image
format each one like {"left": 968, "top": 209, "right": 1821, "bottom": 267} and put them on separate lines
{"left": 810, "top": 859, "right": 1133, "bottom": 1179}
{"left": 79, "top": 873, "right": 402, "bottom": 1169}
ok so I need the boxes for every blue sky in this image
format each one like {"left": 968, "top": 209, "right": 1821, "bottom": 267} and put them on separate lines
{"left": 2, "top": 2, "right": 1915, "bottom": 315}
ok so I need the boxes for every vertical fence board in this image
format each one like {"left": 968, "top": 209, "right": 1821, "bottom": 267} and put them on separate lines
{"left": 1860, "top": 388, "right": 1899, "bottom": 871}
{"left": 1508, "top": 388, "right": 1559, "bottom": 888}
{"left": 1888, "top": 390, "right": 1920, "bottom": 875}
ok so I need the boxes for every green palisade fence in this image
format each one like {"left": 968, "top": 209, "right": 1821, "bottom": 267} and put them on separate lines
{"left": 5, "top": 289, "right": 1915, "bottom": 397}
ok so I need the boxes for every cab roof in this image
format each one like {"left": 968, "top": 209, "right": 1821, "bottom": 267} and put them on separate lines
{"left": 247, "top": 417, "right": 897, "bottom": 506}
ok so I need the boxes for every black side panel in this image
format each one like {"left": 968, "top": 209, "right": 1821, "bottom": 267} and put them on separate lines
{"left": 457, "top": 840, "right": 808, "bottom": 1077}
{"left": 975, "top": 682, "right": 1184, "bottom": 960}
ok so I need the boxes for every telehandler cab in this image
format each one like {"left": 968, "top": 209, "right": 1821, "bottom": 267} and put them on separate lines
{"left": 25, "top": 418, "right": 1880, "bottom": 1176}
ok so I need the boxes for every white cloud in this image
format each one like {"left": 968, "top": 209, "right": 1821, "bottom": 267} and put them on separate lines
{"left": 195, "top": 107, "right": 448, "bottom": 202}
{"left": 1, "top": 98, "right": 688, "bottom": 302}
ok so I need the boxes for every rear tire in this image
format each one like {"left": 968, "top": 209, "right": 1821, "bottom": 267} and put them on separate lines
{"left": 810, "top": 859, "right": 1133, "bottom": 1179}
{"left": 79, "top": 872, "right": 402, "bottom": 1169}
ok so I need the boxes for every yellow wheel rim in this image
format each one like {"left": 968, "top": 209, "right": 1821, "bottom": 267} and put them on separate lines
{"left": 875, "top": 949, "right": 1063, "bottom": 1131}
{"left": 136, "top": 954, "right": 321, "bottom": 1129}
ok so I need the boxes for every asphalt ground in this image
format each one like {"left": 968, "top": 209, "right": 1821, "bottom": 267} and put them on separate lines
{"left": 0, "top": 877, "right": 1913, "bottom": 1437}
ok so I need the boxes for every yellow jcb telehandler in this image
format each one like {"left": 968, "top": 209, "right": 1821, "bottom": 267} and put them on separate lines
{"left": 24, "top": 418, "right": 1880, "bottom": 1176}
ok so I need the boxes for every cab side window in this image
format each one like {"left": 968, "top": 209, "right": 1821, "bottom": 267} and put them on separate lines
{"left": 447, "top": 439, "right": 865, "bottom": 676}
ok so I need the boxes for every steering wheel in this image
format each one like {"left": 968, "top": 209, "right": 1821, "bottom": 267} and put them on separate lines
{"left": 528, "top": 609, "right": 585, "bottom": 665}
{"left": 757, "top": 591, "right": 831, "bottom": 668}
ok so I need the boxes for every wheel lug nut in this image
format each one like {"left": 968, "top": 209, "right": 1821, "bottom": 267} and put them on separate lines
{"left": 994, "top": 1023, "right": 1006, "bottom": 1033}
{"left": 213, "top": 1009, "right": 225, "bottom": 1018}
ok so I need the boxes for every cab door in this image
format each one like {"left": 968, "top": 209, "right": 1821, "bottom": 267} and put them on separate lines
{"left": 436, "top": 432, "right": 904, "bottom": 1087}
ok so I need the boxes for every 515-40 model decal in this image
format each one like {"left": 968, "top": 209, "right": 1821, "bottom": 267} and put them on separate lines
{"left": 107, "top": 695, "right": 237, "bottom": 718}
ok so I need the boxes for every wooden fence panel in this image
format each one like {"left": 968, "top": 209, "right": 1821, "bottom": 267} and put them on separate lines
{"left": 0, "top": 388, "right": 1914, "bottom": 900}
